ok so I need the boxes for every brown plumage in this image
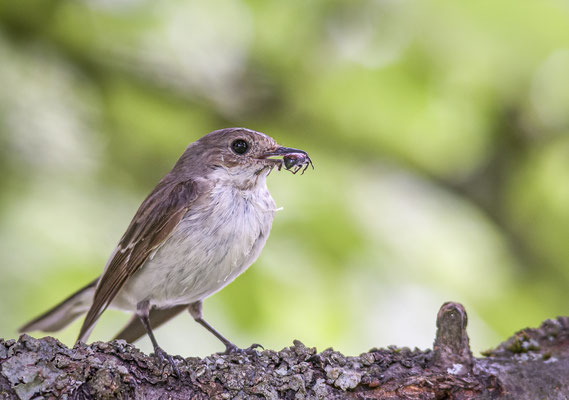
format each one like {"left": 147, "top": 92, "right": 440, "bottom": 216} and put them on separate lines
{"left": 20, "top": 127, "right": 312, "bottom": 373}
{"left": 77, "top": 179, "right": 200, "bottom": 343}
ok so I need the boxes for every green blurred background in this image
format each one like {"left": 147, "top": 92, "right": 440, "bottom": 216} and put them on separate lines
{"left": 1, "top": 0, "right": 569, "bottom": 358}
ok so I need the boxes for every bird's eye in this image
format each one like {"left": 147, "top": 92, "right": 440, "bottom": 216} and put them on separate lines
{"left": 231, "top": 139, "right": 249, "bottom": 155}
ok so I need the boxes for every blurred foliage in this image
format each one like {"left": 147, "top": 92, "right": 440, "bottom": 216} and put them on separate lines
{"left": 1, "top": 0, "right": 569, "bottom": 357}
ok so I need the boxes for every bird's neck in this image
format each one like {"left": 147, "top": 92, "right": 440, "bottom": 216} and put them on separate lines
{"left": 208, "top": 166, "right": 271, "bottom": 191}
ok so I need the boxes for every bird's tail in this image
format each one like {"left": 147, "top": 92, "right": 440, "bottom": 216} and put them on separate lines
{"left": 19, "top": 280, "right": 97, "bottom": 333}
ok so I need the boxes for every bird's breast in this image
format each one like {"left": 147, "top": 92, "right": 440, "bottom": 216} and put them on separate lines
{"left": 116, "top": 184, "right": 277, "bottom": 309}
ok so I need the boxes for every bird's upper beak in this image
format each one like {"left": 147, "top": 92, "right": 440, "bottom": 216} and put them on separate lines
{"left": 260, "top": 146, "right": 309, "bottom": 159}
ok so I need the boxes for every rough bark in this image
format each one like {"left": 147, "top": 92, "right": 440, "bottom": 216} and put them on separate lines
{"left": 1, "top": 302, "right": 568, "bottom": 399}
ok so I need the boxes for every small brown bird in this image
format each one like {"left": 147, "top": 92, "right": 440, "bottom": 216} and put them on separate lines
{"left": 20, "top": 128, "right": 312, "bottom": 371}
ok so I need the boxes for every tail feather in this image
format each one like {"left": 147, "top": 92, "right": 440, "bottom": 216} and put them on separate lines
{"left": 113, "top": 304, "right": 188, "bottom": 343}
{"left": 21, "top": 279, "right": 188, "bottom": 344}
{"left": 19, "top": 280, "right": 97, "bottom": 333}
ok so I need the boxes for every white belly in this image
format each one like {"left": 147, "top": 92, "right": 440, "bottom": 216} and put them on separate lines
{"left": 113, "top": 183, "right": 276, "bottom": 310}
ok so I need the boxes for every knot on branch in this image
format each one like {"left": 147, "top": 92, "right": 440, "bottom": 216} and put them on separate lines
{"left": 431, "top": 301, "right": 473, "bottom": 372}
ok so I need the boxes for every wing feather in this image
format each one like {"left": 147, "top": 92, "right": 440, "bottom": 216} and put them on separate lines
{"left": 77, "top": 179, "right": 200, "bottom": 343}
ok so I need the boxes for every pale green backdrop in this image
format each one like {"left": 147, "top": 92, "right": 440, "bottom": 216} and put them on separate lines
{"left": 1, "top": 0, "right": 569, "bottom": 358}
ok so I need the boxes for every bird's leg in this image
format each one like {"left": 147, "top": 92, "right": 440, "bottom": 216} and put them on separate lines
{"left": 188, "top": 301, "right": 262, "bottom": 354}
{"left": 188, "top": 301, "right": 237, "bottom": 353}
{"left": 137, "top": 300, "right": 180, "bottom": 376}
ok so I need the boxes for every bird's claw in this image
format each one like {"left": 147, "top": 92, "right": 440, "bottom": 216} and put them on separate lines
{"left": 247, "top": 343, "right": 264, "bottom": 352}
{"left": 154, "top": 346, "right": 180, "bottom": 377}
{"left": 220, "top": 342, "right": 264, "bottom": 355}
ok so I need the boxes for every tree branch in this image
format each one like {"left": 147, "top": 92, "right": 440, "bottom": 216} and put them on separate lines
{"left": 2, "top": 302, "right": 568, "bottom": 399}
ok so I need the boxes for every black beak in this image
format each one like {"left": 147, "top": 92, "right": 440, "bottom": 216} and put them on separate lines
{"left": 262, "top": 146, "right": 309, "bottom": 157}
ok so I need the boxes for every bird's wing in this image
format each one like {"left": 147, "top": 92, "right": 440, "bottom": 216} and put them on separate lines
{"left": 77, "top": 179, "right": 201, "bottom": 343}
{"left": 113, "top": 304, "right": 189, "bottom": 343}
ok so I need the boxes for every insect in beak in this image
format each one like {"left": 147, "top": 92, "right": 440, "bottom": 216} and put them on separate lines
{"left": 260, "top": 146, "right": 314, "bottom": 174}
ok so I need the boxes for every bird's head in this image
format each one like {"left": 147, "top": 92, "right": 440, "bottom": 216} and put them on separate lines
{"left": 175, "top": 128, "right": 312, "bottom": 189}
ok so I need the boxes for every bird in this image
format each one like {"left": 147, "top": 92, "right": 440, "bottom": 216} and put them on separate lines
{"left": 20, "top": 127, "right": 313, "bottom": 371}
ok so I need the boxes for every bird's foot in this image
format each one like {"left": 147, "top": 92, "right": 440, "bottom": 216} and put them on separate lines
{"left": 220, "top": 342, "right": 264, "bottom": 355}
{"left": 246, "top": 343, "right": 264, "bottom": 353}
{"left": 153, "top": 346, "right": 181, "bottom": 377}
